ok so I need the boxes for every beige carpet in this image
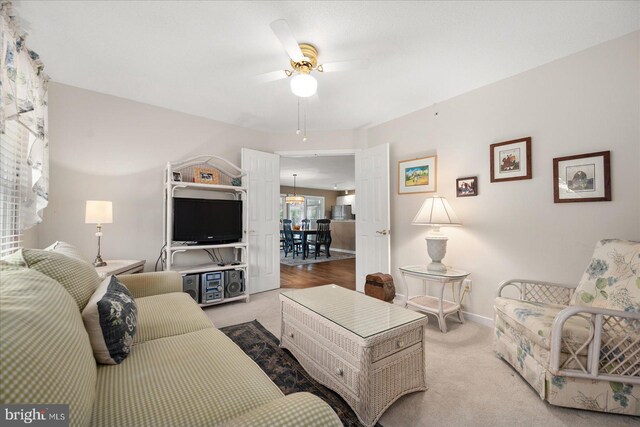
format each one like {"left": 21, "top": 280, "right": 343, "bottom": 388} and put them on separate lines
{"left": 203, "top": 290, "right": 640, "bottom": 427}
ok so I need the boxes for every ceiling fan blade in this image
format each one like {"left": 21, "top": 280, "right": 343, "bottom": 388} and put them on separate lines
{"left": 319, "top": 59, "right": 370, "bottom": 73}
{"left": 253, "top": 70, "right": 290, "bottom": 84}
{"left": 270, "top": 19, "right": 304, "bottom": 63}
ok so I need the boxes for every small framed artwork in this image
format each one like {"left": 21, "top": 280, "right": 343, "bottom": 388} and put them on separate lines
{"left": 398, "top": 155, "right": 437, "bottom": 194}
{"left": 553, "top": 151, "right": 611, "bottom": 203}
{"left": 194, "top": 167, "right": 220, "bottom": 184}
{"left": 456, "top": 176, "right": 478, "bottom": 197}
{"left": 172, "top": 171, "right": 182, "bottom": 182}
{"left": 490, "top": 137, "right": 532, "bottom": 183}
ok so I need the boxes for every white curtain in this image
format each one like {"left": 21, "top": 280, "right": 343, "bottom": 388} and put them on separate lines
{"left": 0, "top": 0, "right": 49, "bottom": 229}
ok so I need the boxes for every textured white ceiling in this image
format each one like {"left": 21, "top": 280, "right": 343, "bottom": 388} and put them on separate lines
{"left": 280, "top": 156, "right": 355, "bottom": 191}
{"left": 15, "top": 1, "right": 640, "bottom": 132}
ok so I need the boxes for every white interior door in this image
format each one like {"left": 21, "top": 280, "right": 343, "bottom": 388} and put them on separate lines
{"left": 241, "top": 148, "right": 280, "bottom": 294}
{"left": 355, "top": 143, "right": 391, "bottom": 292}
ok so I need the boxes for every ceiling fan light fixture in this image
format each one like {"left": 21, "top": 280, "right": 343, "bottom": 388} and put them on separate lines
{"left": 290, "top": 73, "right": 317, "bottom": 98}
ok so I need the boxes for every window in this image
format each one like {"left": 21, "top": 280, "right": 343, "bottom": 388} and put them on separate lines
{"left": 280, "top": 195, "right": 325, "bottom": 225}
{"left": 0, "top": 121, "right": 28, "bottom": 256}
{"left": 305, "top": 196, "right": 324, "bottom": 221}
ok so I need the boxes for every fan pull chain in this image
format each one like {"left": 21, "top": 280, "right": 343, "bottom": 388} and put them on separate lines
{"left": 296, "top": 97, "right": 301, "bottom": 135}
{"left": 302, "top": 98, "right": 308, "bottom": 142}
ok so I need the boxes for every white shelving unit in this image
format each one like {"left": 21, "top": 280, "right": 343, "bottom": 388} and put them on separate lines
{"left": 163, "top": 155, "right": 250, "bottom": 307}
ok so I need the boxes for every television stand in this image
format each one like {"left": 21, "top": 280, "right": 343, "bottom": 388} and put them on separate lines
{"left": 163, "top": 155, "right": 250, "bottom": 307}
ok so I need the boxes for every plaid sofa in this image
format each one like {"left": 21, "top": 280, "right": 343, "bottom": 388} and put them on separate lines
{"left": 0, "top": 249, "right": 341, "bottom": 427}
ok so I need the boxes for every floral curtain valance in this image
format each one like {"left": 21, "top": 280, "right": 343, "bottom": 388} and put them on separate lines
{"left": 1, "top": 0, "right": 49, "bottom": 229}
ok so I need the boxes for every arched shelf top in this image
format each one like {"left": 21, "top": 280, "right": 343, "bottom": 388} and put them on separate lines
{"left": 169, "top": 155, "right": 246, "bottom": 179}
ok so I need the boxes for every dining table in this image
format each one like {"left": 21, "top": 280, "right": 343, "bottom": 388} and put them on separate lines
{"left": 283, "top": 228, "right": 332, "bottom": 260}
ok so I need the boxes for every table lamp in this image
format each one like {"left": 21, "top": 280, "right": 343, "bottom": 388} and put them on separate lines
{"left": 85, "top": 200, "right": 112, "bottom": 267}
{"left": 412, "top": 195, "right": 461, "bottom": 272}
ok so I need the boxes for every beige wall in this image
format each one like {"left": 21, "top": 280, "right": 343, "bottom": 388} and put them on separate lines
{"left": 280, "top": 186, "right": 339, "bottom": 219}
{"left": 367, "top": 32, "right": 640, "bottom": 320}
{"left": 39, "top": 83, "right": 266, "bottom": 269}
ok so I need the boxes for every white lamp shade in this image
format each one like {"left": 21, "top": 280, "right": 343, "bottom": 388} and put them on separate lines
{"left": 412, "top": 195, "right": 461, "bottom": 226}
{"left": 85, "top": 201, "right": 113, "bottom": 224}
{"left": 290, "top": 73, "right": 317, "bottom": 98}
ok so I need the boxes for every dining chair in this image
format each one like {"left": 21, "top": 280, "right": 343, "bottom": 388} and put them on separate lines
{"left": 301, "top": 219, "right": 311, "bottom": 230}
{"left": 279, "top": 219, "right": 285, "bottom": 250}
{"left": 307, "top": 219, "right": 332, "bottom": 259}
{"left": 282, "top": 219, "right": 302, "bottom": 258}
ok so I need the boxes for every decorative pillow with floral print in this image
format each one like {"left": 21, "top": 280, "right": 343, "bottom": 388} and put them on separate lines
{"left": 82, "top": 276, "right": 138, "bottom": 364}
{"left": 571, "top": 239, "right": 640, "bottom": 313}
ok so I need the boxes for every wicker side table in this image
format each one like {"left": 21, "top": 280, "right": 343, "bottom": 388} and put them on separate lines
{"left": 279, "top": 285, "right": 427, "bottom": 426}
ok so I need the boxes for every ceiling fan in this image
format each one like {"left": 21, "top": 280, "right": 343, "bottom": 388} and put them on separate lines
{"left": 255, "top": 19, "right": 369, "bottom": 97}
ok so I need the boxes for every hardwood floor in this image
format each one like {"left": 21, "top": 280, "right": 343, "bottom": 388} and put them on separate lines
{"left": 280, "top": 258, "right": 356, "bottom": 290}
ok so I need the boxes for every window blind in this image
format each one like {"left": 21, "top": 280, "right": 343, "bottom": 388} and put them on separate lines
{"left": 0, "top": 120, "right": 28, "bottom": 256}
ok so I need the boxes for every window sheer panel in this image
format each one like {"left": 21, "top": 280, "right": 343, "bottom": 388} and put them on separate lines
{"left": 0, "top": 121, "right": 28, "bottom": 256}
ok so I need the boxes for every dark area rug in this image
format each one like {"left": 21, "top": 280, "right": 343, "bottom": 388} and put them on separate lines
{"left": 220, "top": 320, "right": 382, "bottom": 427}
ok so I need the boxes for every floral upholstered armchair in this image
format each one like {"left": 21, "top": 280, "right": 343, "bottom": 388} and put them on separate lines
{"left": 493, "top": 239, "right": 640, "bottom": 415}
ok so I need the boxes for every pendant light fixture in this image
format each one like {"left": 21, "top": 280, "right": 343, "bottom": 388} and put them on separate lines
{"left": 285, "top": 174, "right": 305, "bottom": 204}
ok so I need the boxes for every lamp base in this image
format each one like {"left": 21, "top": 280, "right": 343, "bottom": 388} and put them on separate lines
{"left": 425, "top": 233, "right": 448, "bottom": 273}
{"left": 93, "top": 256, "right": 107, "bottom": 267}
{"left": 427, "top": 261, "right": 447, "bottom": 272}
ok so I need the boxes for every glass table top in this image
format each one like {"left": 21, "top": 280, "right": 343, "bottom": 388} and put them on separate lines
{"left": 399, "top": 265, "right": 470, "bottom": 278}
{"left": 280, "top": 285, "right": 426, "bottom": 338}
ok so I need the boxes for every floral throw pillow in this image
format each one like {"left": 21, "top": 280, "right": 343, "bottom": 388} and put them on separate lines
{"left": 571, "top": 239, "right": 640, "bottom": 313}
{"left": 82, "top": 276, "right": 138, "bottom": 364}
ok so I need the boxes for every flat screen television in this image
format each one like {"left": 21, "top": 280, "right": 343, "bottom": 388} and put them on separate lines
{"left": 173, "top": 198, "right": 242, "bottom": 244}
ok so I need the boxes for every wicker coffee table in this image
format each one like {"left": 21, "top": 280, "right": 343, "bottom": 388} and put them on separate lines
{"left": 280, "top": 285, "right": 427, "bottom": 426}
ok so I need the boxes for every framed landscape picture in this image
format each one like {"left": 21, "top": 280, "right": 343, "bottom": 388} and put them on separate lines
{"left": 553, "top": 151, "right": 611, "bottom": 203}
{"left": 398, "top": 155, "right": 437, "bottom": 194}
{"left": 456, "top": 176, "right": 478, "bottom": 197}
{"left": 490, "top": 137, "right": 532, "bottom": 183}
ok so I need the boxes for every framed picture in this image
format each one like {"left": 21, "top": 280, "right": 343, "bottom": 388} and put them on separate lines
{"left": 490, "top": 137, "right": 532, "bottom": 182}
{"left": 398, "top": 155, "right": 437, "bottom": 194}
{"left": 456, "top": 176, "right": 478, "bottom": 197}
{"left": 172, "top": 171, "right": 182, "bottom": 182}
{"left": 194, "top": 167, "right": 220, "bottom": 184}
{"left": 553, "top": 151, "right": 611, "bottom": 203}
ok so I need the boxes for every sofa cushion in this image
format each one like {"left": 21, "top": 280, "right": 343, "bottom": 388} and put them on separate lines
{"left": 220, "top": 392, "right": 342, "bottom": 427}
{"left": 571, "top": 239, "right": 640, "bottom": 312}
{"left": 45, "top": 240, "right": 89, "bottom": 263}
{"left": 134, "top": 292, "right": 213, "bottom": 344}
{"left": 82, "top": 276, "right": 138, "bottom": 364}
{"left": 91, "top": 328, "right": 283, "bottom": 427}
{"left": 5, "top": 248, "right": 101, "bottom": 310}
{"left": 0, "top": 265, "right": 97, "bottom": 427}
{"left": 494, "top": 297, "right": 592, "bottom": 351}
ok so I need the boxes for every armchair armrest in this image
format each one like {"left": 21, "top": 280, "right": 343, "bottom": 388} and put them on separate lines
{"left": 220, "top": 392, "right": 342, "bottom": 427}
{"left": 497, "top": 279, "right": 575, "bottom": 305}
{"left": 118, "top": 271, "right": 182, "bottom": 298}
{"left": 550, "top": 305, "right": 640, "bottom": 384}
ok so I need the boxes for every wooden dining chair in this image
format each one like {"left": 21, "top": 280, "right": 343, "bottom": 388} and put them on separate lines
{"left": 307, "top": 219, "right": 332, "bottom": 259}
{"left": 301, "top": 219, "right": 311, "bottom": 230}
{"left": 282, "top": 219, "right": 302, "bottom": 258}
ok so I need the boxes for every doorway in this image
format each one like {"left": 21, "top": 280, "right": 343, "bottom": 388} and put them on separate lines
{"left": 278, "top": 153, "right": 356, "bottom": 290}
{"left": 242, "top": 144, "right": 390, "bottom": 295}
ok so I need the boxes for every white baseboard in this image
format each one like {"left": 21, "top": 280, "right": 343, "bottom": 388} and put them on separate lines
{"left": 462, "top": 311, "right": 494, "bottom": 328}
{"left": 393, "top": 293, "right": 494, "bottom": 328}
{"left": 331, "top": 248, "right": 356, "bottom": 254}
